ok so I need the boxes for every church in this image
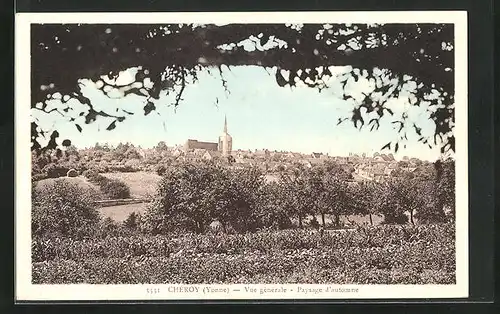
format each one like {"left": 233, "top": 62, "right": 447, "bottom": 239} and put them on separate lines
{"left": 183, "top": 115, "right": 232, "bottom": 156}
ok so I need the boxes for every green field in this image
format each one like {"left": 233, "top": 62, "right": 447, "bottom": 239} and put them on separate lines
{"left": 98, "top": 202, "right": 149, "bottom": 222}
{"left": 101, "top": 172, "right": 162, "bottom": 199}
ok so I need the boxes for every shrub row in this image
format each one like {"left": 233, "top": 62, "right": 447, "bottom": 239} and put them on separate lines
{"left": 83, "top": 169, "right": 130, "bottom": 200}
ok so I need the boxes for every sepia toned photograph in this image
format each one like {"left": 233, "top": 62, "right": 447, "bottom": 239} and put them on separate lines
{"left": 16, "top": 12, "right": 468, "bottom": 300}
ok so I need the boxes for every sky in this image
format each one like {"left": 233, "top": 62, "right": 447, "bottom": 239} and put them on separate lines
{"left": 32, "top": 65, "right": 446, "bottom": 161}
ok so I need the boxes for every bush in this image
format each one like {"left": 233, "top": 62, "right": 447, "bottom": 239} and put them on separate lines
{"left": 43, "top": 163, "right": 70, "bottom": 178}
{"left": 95, "top": 217, "right": 125, "bottom": 238}
{"left": 382, "top": 211, "right": 409, "bottom": 224}
{"left": 82, "top": 170, "right": 131, "bottom": 199}
{"left": 124, "top": 159, "right": 142, "bottom": 171}
{"left": 82, "top": 169, "right": 99, "bottom": 180}
{"left": 123, "top": 212, "right": 140, "bottom": 230}
{"left": 108, "top": 164, "right": 137, "bottom": 173}
{"left": 99, "top": 178, "right": 131, "bottom": 199}
{"left": 415, "top": 204, "right": 448, "bottom": 224}
{"left": 155, "top": 164, "right": 167, "bottom": 176}
{"left": 32, "top": 178, "right": 100, "bottom": 239}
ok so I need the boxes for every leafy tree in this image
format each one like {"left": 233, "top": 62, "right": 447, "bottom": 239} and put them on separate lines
{"left": 154, "top": 141, "right": 169, "bottom": 152}
{"left": 382, "top": 165, "right": 441, "bottom": 225}
{"left": 320, "top": 170, "right": 352, "bottom": 228}
{"left": 216, "top": 166, "right": 264, "bottom": 232}
{"left": 310, "top": 160, "right": 355, "bottom": 227}
{"left": 32, "top": 178, "right": 100, "bottom": 239}
{"left": 143, "top": 161, "right": 232, "bottom": 234}
{"left": 112, "top": 142, "right": 141, "bottom": 161}
{"left": 254, "top": 182, "right": 292, "bottom": 230}
{"left": 412, "top": 160, "right": 452, "bottom": 223}
{"left": 376, "top": 180, "right": 409, "bottom": 225}
{"left": 279, "top": 166, "right": 314, "bottom": 228}
{"left": 306, "top": 167, "right": 328, "bottom": 226}
{"left": 351, "top": 180, "right": 379, "bottom": 225}
{"left": 434, "top": 159, "right": 455, "bottom": 220}
{"left": 31, "top": 23, "right": 454, "bottom": 155}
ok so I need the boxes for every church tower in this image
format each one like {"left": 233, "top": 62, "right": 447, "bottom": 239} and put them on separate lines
{"left": 218, "top": 115, "right": 232, "bottom": 156}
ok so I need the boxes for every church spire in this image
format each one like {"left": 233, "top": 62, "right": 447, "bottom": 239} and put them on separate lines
{"left": 219, "top": 114, "right": 232, "bottom": 157}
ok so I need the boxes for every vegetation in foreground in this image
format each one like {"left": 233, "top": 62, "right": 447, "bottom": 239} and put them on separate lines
{"left": 31, "top": 157, "right": 455, "bottom": 285}
{"left": 32, "top": 224, "right": 455, "bottom": 285}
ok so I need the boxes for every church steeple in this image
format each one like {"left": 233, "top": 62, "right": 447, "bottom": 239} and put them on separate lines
{"left": 219, "top": 114, "right": 232, "bottom": 156}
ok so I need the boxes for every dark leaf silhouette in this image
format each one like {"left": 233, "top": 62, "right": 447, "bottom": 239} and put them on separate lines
{"left": 61, "top": 139, "right": 71, "bottom": 147}
{"left": 413, "top": 123, "right": 422, "bottom": 136}
{"left": 381, "top": 142, "right": 391, "bottom": 151}
{"left": 106, "top": 120, "right": 117, "bottom": 131}
{"left": 30, "top": 23, "right": 455, "bottom": 154}
{"left": 275, "top": 70, "right": 287, "bottom": 87}
{"left": 144, "top": 102, "right": 156, "bottom": 116}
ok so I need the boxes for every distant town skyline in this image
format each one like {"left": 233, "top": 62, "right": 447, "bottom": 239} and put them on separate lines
{"left": 32, "top": 65, "right": 450, "bottom": 161}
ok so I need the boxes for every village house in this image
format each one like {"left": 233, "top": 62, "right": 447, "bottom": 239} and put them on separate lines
{"left": 311, "top": 152, "right": 323, "bottom": 159}
{"left": 171, "top": 147, "right": 184, "bottom": 157}
{"left": 202, "top": 150, "right": 220, "bottom": 161}
{"left": 286, "top": 152, "right": 303, "bottom": 160}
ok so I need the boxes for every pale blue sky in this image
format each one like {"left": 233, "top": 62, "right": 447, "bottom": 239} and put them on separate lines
{"left": 32, "top": 65, "right": 445, "bottom": 161}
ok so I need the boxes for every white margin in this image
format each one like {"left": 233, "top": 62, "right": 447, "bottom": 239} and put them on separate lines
{"left": 15, "top": 11, "right": 469, "bottom": 301}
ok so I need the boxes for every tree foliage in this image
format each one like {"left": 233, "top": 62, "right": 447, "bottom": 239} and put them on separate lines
{"left": 142, "top": 161, "right": 264, "bottom": 234}
{"left": 31, "top": 23, "right": 455, "bottom": 154}
{"left": 32, "top": 178, "right": 101, "bottom": 239}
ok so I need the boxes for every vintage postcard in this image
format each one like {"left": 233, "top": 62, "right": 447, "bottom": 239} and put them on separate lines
{"left": 15, "top": 11, "right": 468, "bottom": 301}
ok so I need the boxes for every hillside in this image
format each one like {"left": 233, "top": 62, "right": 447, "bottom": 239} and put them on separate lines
{"left": 35, "top": 171, "right": 162, "bottom": 200}
{"left": 34, "top": 177, "right": 103, "bottom": 199}
{"left": 101, "top": 171, "right": 162, "bottom": 199}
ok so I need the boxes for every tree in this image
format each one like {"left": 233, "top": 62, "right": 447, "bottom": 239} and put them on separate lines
{"left": 31, "top": 23, "right": 455, "bottom": 155}
{"left": 254, "top": 181, "right": 292, "bottom": 230}
{"left": 352, "top": 180, "right": 379, "bottom": 225}
{"left": 320, "top": 170, "right": 352, "bottom": 228}
{"left": 155, "top": 141, "right": 168, "bottom": 152}
{"left": 435, "top": 159, "right": 455, "bottom": 220}
{"left": 306, "top": 167, "right": 328, "bottom": 226}
{"left": 32, "top": 178, "right": 101, "bottom": 239}
{"left": 218, "top": 166, "right": 264, "bottom": 232}
{"left": 376, "top": 180, "right": 409, "bottom": 225}
{"left": 143, "top": 161, "right": 229, "bottom": 234}
{"left": 412, "top": 160, "right": 452, "bottom": 223}
{"left": 279, "top": 166, "right": 314, "bottom": 228}
{"left": 382, "top": 166, "right": 439, "bottom": 225}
